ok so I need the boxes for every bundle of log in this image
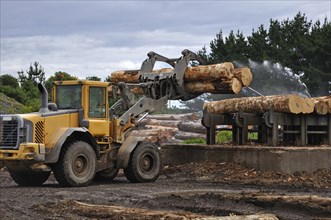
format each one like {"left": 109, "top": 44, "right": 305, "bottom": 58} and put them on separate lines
{"left": 204, "top": 95, "right": 331, "bottom": 115}
{"left": 129, "top": 113, "right": 206, "bottom": 143}
{"left": 110, "top": 62, "right": 252, "bottom": 94}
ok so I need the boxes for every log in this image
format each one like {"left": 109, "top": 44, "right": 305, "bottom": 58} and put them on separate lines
{"left": 170, "top": 137, "right": 183, "bottom": 143}
{"left": 130, "top": 86, "right": 143, "bottom": 95}
{"left": 110, "top": 62, "right": 251, "bottom": 94}
{"left": 145, "top": 125, "right": 178, "bottom": 132}
{"left": 301, "top": 98, "right": 314, "bottom": 114}
{"left": 314, "top": 100, "right": 329, "bottom": 115}
{"left": 139, "top": 119, "right": 180, "bottom": 128}
{"left": 174, "top": 131, "right": 206, "bottom": 140}
{"left": 312, "top": 96, "right": 331, "bottom": 114}
{"left": 183, "top": 63, "right": 234, "bottom": 82}
{"left": 232, "top": 67, "right": 253, "bottom": 87}
{"left": 204, "top": 95, "right": 303, "bottom": 114}
{"left": 130, "top": 129, "right": 162, "bottom": 136}
{"left": 143, "top": 136, "right": 169, "bottom": 143}
{"left": 130, "top": 129, "right": 175, "bottom": 143}
{"left": 177, "top": 121, "right": 206, "bottom": 134}
{"left": 184, "top": 78, "right": 242, "bottom": 94}
{"left": 145, "top": 113, "right": 200, "bottom": 121}
{"left": 111, "top": 64, "right": 235, "bottom": 84}
{"left": 111, "top": 70, "right": 140, "bottom": 84}
{"left": 272, "top": 95, "right": 303, "bottom": 114}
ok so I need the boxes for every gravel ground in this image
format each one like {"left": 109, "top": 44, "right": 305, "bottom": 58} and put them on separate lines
{"left": 1, "top": 161, "right": 331, "bottom": 220}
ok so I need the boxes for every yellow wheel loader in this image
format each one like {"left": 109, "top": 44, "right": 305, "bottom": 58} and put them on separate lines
{"left": 0, "top": 49, "right": 204, "bottom": 187}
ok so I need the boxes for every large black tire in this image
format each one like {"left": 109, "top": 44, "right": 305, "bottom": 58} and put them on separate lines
{"left": 9, "top": 170, "right": 50, "bottom": 186}
{"left": 95, "top": 168, "right": 119, "bottom": 181}
{"left": 53, "top": 141, "right": 96, "bottom": 187}
{"left": 124, "top": 142, "right": 161, "bottom": 183}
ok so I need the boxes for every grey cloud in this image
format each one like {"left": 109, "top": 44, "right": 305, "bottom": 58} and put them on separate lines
{"left": 3, "top": 1, "right": 328, "bottom": 38}
{"left": 1, "top": 1, "right": 330, "bottom": 80}
{"left": 1, "top": 31, "right": 207, "bottom": 79}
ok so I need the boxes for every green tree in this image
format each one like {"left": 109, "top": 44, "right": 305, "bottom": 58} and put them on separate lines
{"left": 198, "top": 12, "right": 330, "bottom": 97}
{"left": 197, "top": 46, "right": 210, "bottom": 64}
{"left": 303, "top": 18, "right": 331, "bottom": 95}
{"left": 209, "top": 30, "right": 227, "bottom": 63}
{"left": 18, "top": 61, "right": 45, "bottom": 87}
{"left": 247, "top": 25, "right": 269, "bottom": 61}
{"left": 86, "top": 76, "right": 101, "bottom": 81}
{"left": 234, "top": 31, "right": 248, "bottom": 62}
{"left": 17, "top": 62, "right": 45, "bottom": 110}
{"left": 224, "top": 30, "right": 236, "bottom": 61}
{"left": 45, "top": 71, "right": 78, "bottom": 94}
{"left": 267, "top": 19, "right": 286, "bottom": 62}
{"left": 104, "top": 76, "right": 112, "bottom": 83}
{"left": 0, "top": 74, "right": 19, "bottom": 88}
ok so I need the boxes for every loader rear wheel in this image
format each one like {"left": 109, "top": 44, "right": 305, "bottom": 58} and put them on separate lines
{"left": 53, "top": 141, "right": 96, "bottom": 187}
{"left": 95, "top": 168, "right": 119, "bottom": 181}
{"left": 9, "top": 170, "right": 50, "bottom": 186}
{"left": 124, "top": 142, "right": 161, "bottom": 183}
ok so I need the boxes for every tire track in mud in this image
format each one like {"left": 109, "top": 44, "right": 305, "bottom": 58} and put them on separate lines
{"left": 1, "top": 161, "right": 331, "bottom": 220}
{"left": 142, "top": 190, "right": 331, "bottom": 219}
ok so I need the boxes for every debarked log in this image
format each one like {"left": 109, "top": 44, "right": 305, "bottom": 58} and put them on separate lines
{"left": 301, "top": 98, "right": 314, "bottom": 114}
{"left": 312, "top": 96, "right": 331, "bottom": 114}
{"left": 145, "top": 113, "right": 200, "bottom": 121}
{"left": 184, "top": 78, "right": 242, "bottom": 94}
{"left": 203, "top": 95, "right": 304, "bottom": 114}
{"left": 139, "top": 119, "right": 180, "bottom": 128}
{"left": 174, "top": 131, "right": 206, "bottom": 140}
{"left": 177, "top": 121, "right": 206, "bottom": 134}
{"left": 231, "top": 67, "right": 253, "bottom": 87}
{"left": 111, "top": 70, "right": 140, "bottom": 84}
{"left": 314, "top": 100, "right": 329, "bottom": 115}
{"left": 144, "top": 125, "right": 179, "bottom": 132}
{"left": 183, "top": 63, "right": 234, "bottom": 82}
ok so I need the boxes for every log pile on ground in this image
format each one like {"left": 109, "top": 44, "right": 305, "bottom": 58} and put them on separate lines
{"left": 204, "top": 95, "right": 331, "bottom": 115}
{"left": 111, "top": 62, "right": 252, "bottom": 94}
{"left": 129, "top": 113, "right": 206, "bottom": 143}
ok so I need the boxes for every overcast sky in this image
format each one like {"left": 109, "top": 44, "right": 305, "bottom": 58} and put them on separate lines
{"left": 1, "top": 0, "right": 330, "bottom": 80}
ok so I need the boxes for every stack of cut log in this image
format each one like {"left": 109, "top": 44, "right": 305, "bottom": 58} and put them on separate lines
{"left": 111, "top": 62, "right": 252, "bottom": 94}
{"left": 129, "top": 113, "right": 207, "bottom": 143}
{"left": 204, "top": 95, "right": 331, "bottom": 115}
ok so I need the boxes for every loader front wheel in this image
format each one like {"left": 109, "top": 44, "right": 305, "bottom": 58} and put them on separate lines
{"left": 124, "top": 142, "right": 161, "bottom": 183}
{"left": 9, "top": 170, "right": 50, "bottom": 186}
{"left": 53, "top": 141, "right": 96, "bottom": 187}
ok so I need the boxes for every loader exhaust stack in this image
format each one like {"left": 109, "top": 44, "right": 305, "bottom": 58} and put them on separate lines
{"left": 38, "top": 83, "right": 49, "bottom": 113}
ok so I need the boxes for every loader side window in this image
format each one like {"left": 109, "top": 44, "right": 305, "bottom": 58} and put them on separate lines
{"left": 89, "top": 87, "right": 106, "bottom": 118}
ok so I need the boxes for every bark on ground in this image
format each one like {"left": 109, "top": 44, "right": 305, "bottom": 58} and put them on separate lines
{"left": 1, "top": 160, "right": 330, "bottom": 220}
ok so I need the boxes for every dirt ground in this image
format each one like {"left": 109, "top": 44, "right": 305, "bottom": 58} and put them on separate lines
{"left": 1, "top": 161, "right": 331, "bottom": 220}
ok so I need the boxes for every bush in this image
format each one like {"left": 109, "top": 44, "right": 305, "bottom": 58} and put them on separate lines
{"left": 216, "top": 131, "right": 233, "bottom": 143}
{"left": 0, "top": 74, "right": 19, "bottom": 88}
{"left": 0, "top": 86, "right": 26, "bottom": 104}
{"left": 182, "top": 138, "right": 206, "bottom": 144}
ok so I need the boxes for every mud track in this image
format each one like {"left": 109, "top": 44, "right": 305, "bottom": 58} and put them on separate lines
{"left": 1, "top": 162, "right": 331, "bottom": 220}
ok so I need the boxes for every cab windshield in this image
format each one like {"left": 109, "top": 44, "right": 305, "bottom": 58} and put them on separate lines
{"left": 56, "top": 85, "right": 82, "bottom": 109}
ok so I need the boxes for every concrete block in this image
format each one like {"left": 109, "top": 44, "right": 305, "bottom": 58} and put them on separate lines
{"left": 160, "top": 144, "right": 331, "bottom": 174}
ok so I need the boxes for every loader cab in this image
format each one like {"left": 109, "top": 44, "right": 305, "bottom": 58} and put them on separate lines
{"left": 53, "top": 80, "right": 111, "bottom": 137}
